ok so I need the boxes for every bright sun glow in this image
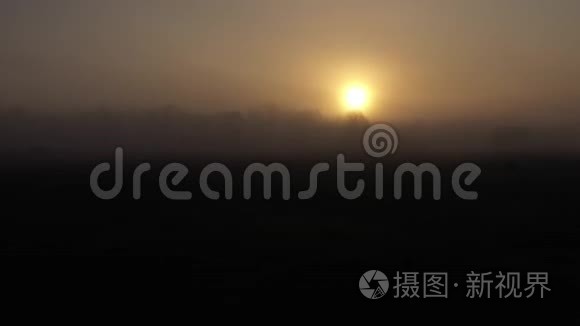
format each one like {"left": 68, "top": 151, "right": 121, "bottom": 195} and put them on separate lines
{"left": 344, "top": 85, "right": 370, "bottom": 111}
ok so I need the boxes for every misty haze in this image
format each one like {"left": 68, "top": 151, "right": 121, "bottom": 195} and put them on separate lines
{"left": 0, "top": 0, "right": 578, "bottom": 319}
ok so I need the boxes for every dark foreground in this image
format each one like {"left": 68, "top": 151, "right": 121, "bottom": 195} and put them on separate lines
{"left": 0, "top": 153, "right": 578, "bottom": 321}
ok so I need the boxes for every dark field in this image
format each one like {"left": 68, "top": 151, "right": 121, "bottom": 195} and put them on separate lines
{"left": 0, "top": 149, "right": 578, "bottom": 321}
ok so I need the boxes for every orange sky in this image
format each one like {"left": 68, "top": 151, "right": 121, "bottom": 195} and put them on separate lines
{"left": 1, "top": 0, "right": 579, "bottom": 122}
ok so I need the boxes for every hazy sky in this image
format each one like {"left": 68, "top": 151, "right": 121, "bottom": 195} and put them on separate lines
{"left": 1, "top": 0, "right": 579, "bottom": 121}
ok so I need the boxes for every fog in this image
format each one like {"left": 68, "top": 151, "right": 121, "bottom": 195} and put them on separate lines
{"left": 1, "top": 2, "right": 579, "bottom": 114}
{"left": 1, "top": 106, "right": 578, "bottom": 162}
{"left": 1, "top": 1, "right": 579, "bottom": 158}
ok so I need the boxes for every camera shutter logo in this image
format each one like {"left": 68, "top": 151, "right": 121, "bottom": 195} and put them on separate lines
{"left": 359, "top": 270, "right": 389, "bottom": 299}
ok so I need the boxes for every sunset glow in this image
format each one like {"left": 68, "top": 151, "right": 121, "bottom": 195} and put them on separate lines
{"left": 344, "top": 85, "right": 370, "bottom": 112}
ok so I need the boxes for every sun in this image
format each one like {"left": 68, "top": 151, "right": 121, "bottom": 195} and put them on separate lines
{"left": 343, "top": 85, "right": 370, "bottom": 112}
